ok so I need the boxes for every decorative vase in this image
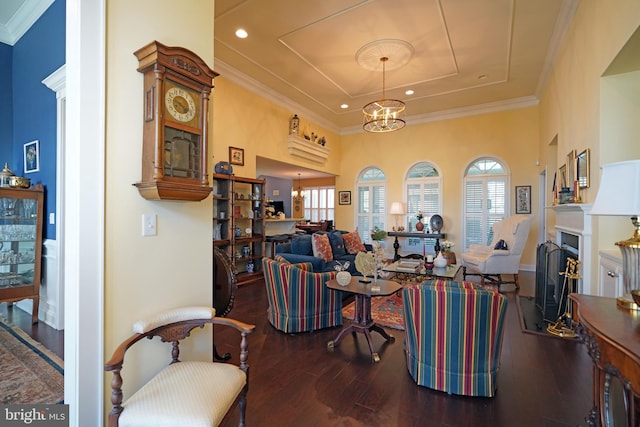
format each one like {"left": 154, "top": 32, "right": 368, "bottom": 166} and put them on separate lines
{"left": 434, "top": 252, "right": 447, "bottom": 268}
{"left": 441, "top": 251, "right": 456, "bottom": 265}
{"left": 415, "top": 221, "right": 424, "bottom": 232}
{"left": 336, "top": 271, "right": 352, "bottom": 286}
{"left": 246, "top": 260, "right": 254, "bottom": 273}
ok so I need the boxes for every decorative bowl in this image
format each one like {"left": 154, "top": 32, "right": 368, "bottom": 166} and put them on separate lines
{"left": 631, "top": 290, "right": 640, "bottom": 307}
{"left": 8, "top": 176, "right": 30, "bottom": 188}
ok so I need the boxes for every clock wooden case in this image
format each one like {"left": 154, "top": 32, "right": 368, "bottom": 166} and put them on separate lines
{"left": 134, "top": 41, "right": 219, "bottom": 201}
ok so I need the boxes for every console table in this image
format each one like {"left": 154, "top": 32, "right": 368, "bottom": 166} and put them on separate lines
{"left": 387, "top": 231, "right": 446, "bottom": 261}
{"left": 570, "top": 293, "right": 640, "bottom": 426}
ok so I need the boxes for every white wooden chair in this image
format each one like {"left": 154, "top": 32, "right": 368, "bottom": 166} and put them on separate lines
{"left": 105, "top": 306, "right": 255, "bottom": 427}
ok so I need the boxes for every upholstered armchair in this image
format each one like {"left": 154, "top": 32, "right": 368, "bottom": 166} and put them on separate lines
{"left": 104, "top": 306, "right": 255, "bottom": 427}
{"left": 262, "top": 257, "right": 342, "bottom": 333}
{"left": 461, "top": 215, "right": 532, "bottom": 289}
{"left": 402, "top": 280, "right": 508, "bottom": 397}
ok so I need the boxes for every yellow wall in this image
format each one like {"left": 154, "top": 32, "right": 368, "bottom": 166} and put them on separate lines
{"left": 339, "top": 108, "right": 540, "bottom": 266}
{"left": 212, "top": 77, "right": 342, "bottom": 178}
{"left": 538, "top": 0, "right": 640, "bottom": 294}
{"left": 104, "top": 0, "right": 214, "bottom": 415}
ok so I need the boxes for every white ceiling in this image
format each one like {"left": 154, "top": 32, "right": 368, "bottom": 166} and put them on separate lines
{"left": 215, "top": 0, "right": 578, "bottom": 134}
{"left": 2, "top": 0, "right": 580, "bottom": 180}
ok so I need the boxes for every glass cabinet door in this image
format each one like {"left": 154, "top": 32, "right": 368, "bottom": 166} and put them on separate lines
{"left": 0, "top": 193, "right": 39, "bottom": 289}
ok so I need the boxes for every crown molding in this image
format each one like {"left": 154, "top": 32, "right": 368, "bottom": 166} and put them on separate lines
{"left": 0, "top": 0, "right": 54, "bottom": 46}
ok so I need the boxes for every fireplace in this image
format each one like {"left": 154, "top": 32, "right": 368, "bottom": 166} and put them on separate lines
{"left": 547, "top": 203, "right": 593, "bottom": 294}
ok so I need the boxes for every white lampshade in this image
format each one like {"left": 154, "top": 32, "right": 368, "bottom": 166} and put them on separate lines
{"left": 389, "top": 202, "right": 405, "bottom": 215}
{"left": 589, "top": 159, "right": 640, "bottom": 309}
{"left": 590, "top": 160, "right": 640, "bottom": 216}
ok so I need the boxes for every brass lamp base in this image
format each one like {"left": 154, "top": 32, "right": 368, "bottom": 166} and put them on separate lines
{"left": 616, "top": 295, "right": 639, "bottom": 310}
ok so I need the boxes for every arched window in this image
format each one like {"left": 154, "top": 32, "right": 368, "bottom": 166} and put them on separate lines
{"left": 406, "top": 162, "right": 442, "bottom": 230}
{"left": 463, "top": 157, "right": 510, "bottom": 250}
{"left": 356, "top": 167, "right": 386, "bottom": 243}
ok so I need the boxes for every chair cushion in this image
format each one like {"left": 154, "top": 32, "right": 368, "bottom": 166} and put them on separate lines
{"left": 343, "top": 231, "right": 366, "bottom": 254}
{"left": 132, "top": 307, "right": 215, "bottom": 334}
{"left": 290, "top": 234, "right": 313, "bottom": 255}
{"left": 119, "top": 361, "right": 246, "bottom": 427}
{"left": 311, "top": 233, "right": 333, "bottom": 262}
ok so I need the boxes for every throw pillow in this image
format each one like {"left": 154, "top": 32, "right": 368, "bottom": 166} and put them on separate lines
{"left": 343, "top": 231, "right": 366, "bottom": 254}
{"left": 494, "top": 239, "right": 509, "bottom": 250}
{"left": 311, "top": 233, "right": 333, "bottom": 262}
{"left": 327, "top": 230, "right": 347, "bottom": 257}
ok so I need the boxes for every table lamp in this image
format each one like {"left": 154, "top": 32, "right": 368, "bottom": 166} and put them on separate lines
{"left": 389, "top": 202, "right": 405, "bottom": 231}
{"left": 589, "top": 160, "right": 640, "bottom": 309}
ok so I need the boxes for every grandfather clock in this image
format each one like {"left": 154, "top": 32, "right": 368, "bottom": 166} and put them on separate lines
{"left": 134, "top": 40, "right": 218, "bottom": 201}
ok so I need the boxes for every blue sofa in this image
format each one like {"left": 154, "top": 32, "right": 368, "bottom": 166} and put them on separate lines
{"left": 275, "top": 231, "right": 369, "bottom": 275}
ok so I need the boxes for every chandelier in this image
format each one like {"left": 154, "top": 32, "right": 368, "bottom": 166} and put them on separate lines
{"left": 292, "top": 173, "right": 306, "bottom": 202}
{"left": 362, "top": 57, "right": 406, "bottom": 133}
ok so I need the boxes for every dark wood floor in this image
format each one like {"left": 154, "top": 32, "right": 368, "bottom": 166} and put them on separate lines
{"left": 1, "top": 272, "right": 594, "bottom": 426}
{"left": 216, "top": 272, "right": 594, "bottom": 427}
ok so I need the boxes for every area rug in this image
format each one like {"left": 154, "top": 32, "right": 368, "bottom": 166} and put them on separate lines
{"left": 0, "top": 317, "right": 64, "bottom": 404}
{"left": 342, "top": 293, "right": 404, "bottom": 330}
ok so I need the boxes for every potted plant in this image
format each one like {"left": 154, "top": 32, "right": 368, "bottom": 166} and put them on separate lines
{"left": 440, "top": 240, "right": 456, "bottom": 264}
{"left": 370, "top": 226, "right": 387, "bottom": 241}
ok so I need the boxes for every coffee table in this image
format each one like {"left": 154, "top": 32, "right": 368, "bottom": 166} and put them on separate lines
{"left": 383, "top": 262, "right": 461, "bottom": 280}
{"left": 326, "top": 277, "right": 402, "bottom": 363}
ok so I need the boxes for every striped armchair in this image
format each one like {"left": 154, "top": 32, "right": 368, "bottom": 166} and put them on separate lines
{"left": 402, "top": 280, "right": 508, "bottom": 397}
{"left": 262, "top": 257, "right": 343, "bottom": 333}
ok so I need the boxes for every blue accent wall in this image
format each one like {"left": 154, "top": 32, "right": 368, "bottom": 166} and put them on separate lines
{"left": 0, "top": 43, "right": 13, "bottom": 163}
{"left": 12, "top": 0, "right": 65, "bottom": 239}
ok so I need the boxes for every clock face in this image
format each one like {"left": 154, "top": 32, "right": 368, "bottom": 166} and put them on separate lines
{"left": 165, "top": 86, "right": 197, "bottom": 123}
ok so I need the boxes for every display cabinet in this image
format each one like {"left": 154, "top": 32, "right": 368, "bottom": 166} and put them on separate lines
{"left": 0, "top": 185, "right": 43, "bottom": 323}
{"left": 213, "top": 174, "right": 265, "bottom": 286}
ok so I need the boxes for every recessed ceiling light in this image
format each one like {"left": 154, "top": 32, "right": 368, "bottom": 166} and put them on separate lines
{"left": 405, "top": 89, "right": 414, "bottom": 95}
{"left": 235, "top": 29, "right": 248, "bottom": 39}
{"left": 340, "top": 104, "right": 349, "bottom": 109}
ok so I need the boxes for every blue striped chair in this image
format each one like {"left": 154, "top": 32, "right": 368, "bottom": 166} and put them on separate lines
{"left": 402, "top": 280, "right": 508, "bottom": 397}
{"left": 262, "top": 257, "right": 343, "bottom": 333}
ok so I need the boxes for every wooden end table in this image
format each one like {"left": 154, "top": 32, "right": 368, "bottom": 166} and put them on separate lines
{"left": 326, "top": 277, "right": 402, "bottom": 363}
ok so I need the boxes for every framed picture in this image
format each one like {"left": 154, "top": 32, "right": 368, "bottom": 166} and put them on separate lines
{"left": 24, "top": 140, "right": 40, "bottom": 173}
{"left": 577, "top": 148, "right": 590, "bottom": 188}
{"left": 566, "top": 150, "right": 575, "bottom": 186}
{"left": 229, "top": 146, "right": 244, "bottom": 166}
{"left": 559, "top": 164, "right": 567, "bottom": 189}
{"left": 338, "top": 190, "right": 351, "bottom": 205}
{"left": 515, "top": 185, "right": 531, "bottom": 214}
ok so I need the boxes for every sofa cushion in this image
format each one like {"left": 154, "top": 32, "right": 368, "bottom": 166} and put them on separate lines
{"left": 311, "top": 233, "right": 333, "bottom": 262}
{"left": 343, "top": 231, "right": 366, "bottom": 254}
{"left": 290, "top": 234, "right": 313, "bottom": 256}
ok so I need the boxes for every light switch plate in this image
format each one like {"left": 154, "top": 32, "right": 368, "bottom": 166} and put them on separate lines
{"left": 142, "top": 213, "right": 157, "bottom": 236}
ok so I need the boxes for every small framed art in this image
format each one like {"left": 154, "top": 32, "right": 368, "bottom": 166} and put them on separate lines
{"left": 24, "top": 140, "right": 40, "bottom": 173}
{"left": 515, "top": 185, "right": 531, "bottom": 214}
{"left": 229, "top": 146, "right": 244, "bottom": 166}
{"left": 338, "top": 190, "right": 351, "bottom": 205}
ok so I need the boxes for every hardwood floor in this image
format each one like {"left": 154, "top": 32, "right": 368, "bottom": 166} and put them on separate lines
{"left": 0, "top": 303, "right": 64, "bottom": 359}
{"left": 0, "top": 272, "right": 594, "bottom": 426}
{"left": 217, "top": 271, "right": 594, "bottom": 427}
